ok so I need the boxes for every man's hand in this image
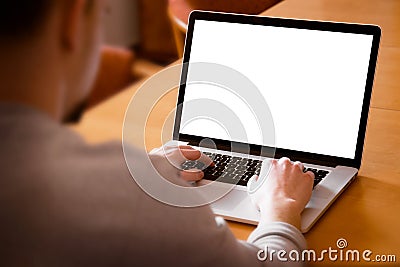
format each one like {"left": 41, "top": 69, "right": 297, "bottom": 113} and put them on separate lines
{"left": 248, "top": 157, "right": 314, "bottom": 229}
{"left": 148, "top": 145, "right": 214, "bottom": 184}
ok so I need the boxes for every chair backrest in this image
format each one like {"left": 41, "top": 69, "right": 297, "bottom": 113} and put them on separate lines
{"left": 187, "top": 0, "right": 281, "bottom": 15}
{"left": 167, "top": 0, "right": 282, "bottom": 57}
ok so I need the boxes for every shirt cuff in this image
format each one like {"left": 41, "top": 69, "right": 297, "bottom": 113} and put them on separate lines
{"left": 247, "top": 221, "right": 307, "bottom": 251}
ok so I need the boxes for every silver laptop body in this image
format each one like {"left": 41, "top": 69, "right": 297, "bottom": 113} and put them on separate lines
{"left": 173, "top": 11, "right": 381, "bottom": 233}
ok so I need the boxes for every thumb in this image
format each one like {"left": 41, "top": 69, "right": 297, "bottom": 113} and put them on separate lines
{"left": 247, "top": 175, "right": 261, "bottom": 211}
{"left": 247, "top": 174, "right": 259, "bottom": 195}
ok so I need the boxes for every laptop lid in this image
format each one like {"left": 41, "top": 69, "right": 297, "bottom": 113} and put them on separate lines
{"left": 173, "top": 11, "right": 381, "bottom": 169}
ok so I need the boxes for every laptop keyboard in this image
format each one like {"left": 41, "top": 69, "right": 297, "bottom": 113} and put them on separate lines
{"left": 181, "top": 152, "right": 330, "bottom": 187}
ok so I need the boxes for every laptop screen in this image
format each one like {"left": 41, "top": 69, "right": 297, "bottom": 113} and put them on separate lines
{"left": 178, "top": 16, "right": 377, "bottom": 161}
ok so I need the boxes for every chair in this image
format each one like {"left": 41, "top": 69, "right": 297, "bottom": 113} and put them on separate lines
{"left": 167, "top": 0, "right": 282, "bottom": 56}
{"left": 87, "top": 46, "right": 136, "bottom": 108}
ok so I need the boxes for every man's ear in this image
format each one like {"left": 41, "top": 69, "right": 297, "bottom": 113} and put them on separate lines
{"left": 61, "top": 0, "right": 86, "bottom": 50}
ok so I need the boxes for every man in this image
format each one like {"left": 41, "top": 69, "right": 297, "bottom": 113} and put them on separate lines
{"left": 0, "top": 0, "right": 314, "bottom": 266}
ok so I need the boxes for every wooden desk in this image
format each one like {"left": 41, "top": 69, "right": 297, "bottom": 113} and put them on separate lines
{"left": 73, "top": 0, "right": 400, "bottom": 265}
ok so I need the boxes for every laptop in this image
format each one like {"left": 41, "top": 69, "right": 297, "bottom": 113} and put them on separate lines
{"left": 172, "top": 11, "right": 381, "bottom": 233}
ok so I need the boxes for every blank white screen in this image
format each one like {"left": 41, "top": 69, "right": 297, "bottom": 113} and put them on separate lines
{"left": 180, "top": 20, "right": 373, "bottom": 159}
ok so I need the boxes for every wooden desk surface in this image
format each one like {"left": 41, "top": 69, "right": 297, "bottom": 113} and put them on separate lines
{"left": 73, "top": 0, "right": 400, "bottom": 265}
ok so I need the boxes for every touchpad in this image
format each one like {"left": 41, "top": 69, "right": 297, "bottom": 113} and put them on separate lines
{"left": 211, "top": 188, "right": 248, "bottom": 211}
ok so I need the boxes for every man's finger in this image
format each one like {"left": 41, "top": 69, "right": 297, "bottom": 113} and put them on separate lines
{"left": 180, "top": 148, "right": 201, "bottom": 160}
{"left": 197, "top": 152, "right": 214, "bottom": 166}
{"left": 178, "top": 145, "right": 194, "bottom": 150}
{"left": 293, "top": 161, "right": 304, "bottom": 171}
{"left": 279, "top": 157, "right": 291, "bottom": 165}
{"left": 180, "top": 169, "right": 204, "bottom": 182}
{"left": 305, "top": 170, "right": 315, "bottom": 179}
{"left": 247, "top": 175, "right": 259, "bottom": 195}
{"left": 252, "top": 174, "right": 259, "bottom": 181}
{"left": 180, "top": 148, "right": 214, "bottom": 167}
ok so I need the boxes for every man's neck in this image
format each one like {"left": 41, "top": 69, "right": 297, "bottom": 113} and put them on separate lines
{"left": 0, "top": 40, "right": 64, "bottom": 121}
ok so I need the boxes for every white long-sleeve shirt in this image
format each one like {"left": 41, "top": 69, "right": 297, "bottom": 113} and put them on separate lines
{"left": 0, "top": 103, "right": 306, "bottom": 266}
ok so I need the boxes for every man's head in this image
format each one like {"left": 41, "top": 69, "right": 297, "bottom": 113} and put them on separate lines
{"left": 0, "top": 0, "right": 107, "bottom": 121}
{"left": 0, "top": 0, "right": 54, "bottom": 38}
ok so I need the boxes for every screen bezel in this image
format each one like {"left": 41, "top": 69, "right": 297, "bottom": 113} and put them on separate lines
{"left": 173, "top": 11, "right": 381, "bottom": 168}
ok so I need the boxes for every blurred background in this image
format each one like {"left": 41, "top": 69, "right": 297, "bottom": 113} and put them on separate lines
{"left": 88, "top": 0, "right": 281, "bottom": 108}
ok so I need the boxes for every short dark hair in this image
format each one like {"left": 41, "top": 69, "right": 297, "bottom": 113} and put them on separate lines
{"left": 0, "top": 0, "right": 53, "bottom": 39}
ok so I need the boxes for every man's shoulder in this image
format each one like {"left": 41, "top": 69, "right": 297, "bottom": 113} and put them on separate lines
{"left": 0, "top": 102, "right": 134, "bottom": 176}
{"left": 0, "top": 102, "right": 141, "bottom": 217}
